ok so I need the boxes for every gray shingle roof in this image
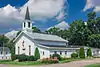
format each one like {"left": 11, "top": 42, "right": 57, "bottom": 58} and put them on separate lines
{"left": 25, "top": 32, "right": 68, "bottom": 42}
{"left": 0, "top": 47, "right": 10, "bottom": 52}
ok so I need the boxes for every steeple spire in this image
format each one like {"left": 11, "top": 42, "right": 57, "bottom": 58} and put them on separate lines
{"left": 22, "top": 7, "right": 32, "bottom": 32}
{"left": 25, "top": 7, "right": 30, "bottom": 20}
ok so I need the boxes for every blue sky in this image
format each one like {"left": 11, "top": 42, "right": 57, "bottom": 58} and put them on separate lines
{"left": 0, "top": 0, "right": 99, "bottom": 34}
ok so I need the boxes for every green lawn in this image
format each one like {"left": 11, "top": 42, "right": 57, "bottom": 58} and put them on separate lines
{"left": 0, "top": 60, "right": 72, "bottom": 66}
{"left": 0, "top": 60, "right": 44, "bottom": 66}
{"left": 85, "top": 64, "right": 100, "bottom": 67}
{"left": 0, "top": 58, "right": 93, "bottom": 66}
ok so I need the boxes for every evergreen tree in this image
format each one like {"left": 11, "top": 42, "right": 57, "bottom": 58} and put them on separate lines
{"left": 79, "top": 47, "right": 85, "bottom": 58}
{"left": 87, "top": 48, "right": 92, "bottom": 57}
{"left": 34, "top": 47, "right": 40, "bottom": 60}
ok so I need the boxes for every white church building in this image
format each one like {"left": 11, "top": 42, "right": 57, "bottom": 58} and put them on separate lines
{"left": 13, "top": 7, "right": 100, "bottom": 59}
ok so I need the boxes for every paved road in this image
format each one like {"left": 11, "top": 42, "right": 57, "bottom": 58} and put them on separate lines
{"left": 1, "top": 58, "right": 100, "bottom": 67}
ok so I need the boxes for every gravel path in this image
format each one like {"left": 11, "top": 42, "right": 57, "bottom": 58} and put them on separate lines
{"left": 1, "top": 58, "right": 100, "bottom": 67}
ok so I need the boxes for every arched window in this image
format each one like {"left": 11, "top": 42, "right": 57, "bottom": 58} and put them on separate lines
{"left": 28, "top": 22, "right": 31, "bottom": 28}
{"left": 18, "top": 46, "right": 20, "bottom": 55}
{"left": 29, "top": 45, "right": 31, "bottom": 55}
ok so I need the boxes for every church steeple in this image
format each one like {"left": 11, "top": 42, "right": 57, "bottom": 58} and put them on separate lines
{"left": 25, "top": 7, "right": 30, "bottom": 20}
{"left": 22, "top": 7, "right": 32, "bottom": 32}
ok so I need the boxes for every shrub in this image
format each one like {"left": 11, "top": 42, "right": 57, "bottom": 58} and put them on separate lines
{"left": 51, "top": 54, "right": 61, "bottom": 60}
{"left": 87, "top": 48, "right": 92, "bottom": 57}
{"left": 79, "top": 47, "right": 85, "bottom": 58}
{"left": 17, "top": 54, "right": 27, "bottom": 62}
{"left": 41, "top": 58, "right": 59, "bottom": 64}
{"left": 34, "top": 48, "right": 40, "bottom": 60}
{"left": 61, "top": 57, "right": 67, "bottom": 61}
{"left": 16, "top": 55, "right": 35, "bottom": 62}
{"left": 26, "top": 56, "right": 35, "bottom": 61}
{"left": 11, "top": 55, "right": 17, "bottom": 61}
{"left": 71, "top": 52, "right": 78, "bottom": 58}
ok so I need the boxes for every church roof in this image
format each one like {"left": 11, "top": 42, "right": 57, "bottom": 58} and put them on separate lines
{"left": 25, "top": 32, "right": 68, "bottom": 42}
{"left": 36, "top": 45, "right": 88, "bottom": 50}
{"left": 13, "top": 31, "right": 68, "bottom": 43}
{"left": 25, "top": 7, "right": 30, "bottom": 20}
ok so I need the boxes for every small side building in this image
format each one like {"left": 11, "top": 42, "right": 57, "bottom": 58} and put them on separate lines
{"left": 0, "top": 47, "right": 11, "bottom": 60}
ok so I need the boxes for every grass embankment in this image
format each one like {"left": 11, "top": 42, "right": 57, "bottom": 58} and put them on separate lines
{"left": 85, "top": 64, "right": 100, "bottom": 67}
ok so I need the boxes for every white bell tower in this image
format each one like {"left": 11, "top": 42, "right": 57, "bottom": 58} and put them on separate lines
{"left": 22, "top": 7, "right": 32, "bottom": 32}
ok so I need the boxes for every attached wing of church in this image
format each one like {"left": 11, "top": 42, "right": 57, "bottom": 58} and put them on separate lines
{"left": 13, "top": 7, "right": 100, "bottom": 59}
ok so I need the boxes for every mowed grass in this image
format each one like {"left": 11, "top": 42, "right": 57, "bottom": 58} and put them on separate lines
{"left": 0, "top": 60, "right": 72, "bottom": 66}
{"left": 85, "top": 63, "right": 100, "bottom": 67}
{"left": 0, "top": 60, "right": 44, "bottom": 66}
{"left": 0, "top": 58, "right": 93, "bottom": 66}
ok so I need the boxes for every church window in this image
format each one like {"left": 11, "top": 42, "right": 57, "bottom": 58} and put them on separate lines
{"left": 43, "top": 51, "right": 44, "bottom": 55}
{"left": 54, "top": 51, "right": 57, "bottom": 54}
{"left": 29, "top": 45, "right": 31, "bottom": 55}
{"left": 23, "top": 48, "right": 25, "bottom": 50}
{"left": 1, "top": 52, "right": 2, "bottom": 54}
{"left": 24, "top": 22, "right": 25, "bottom": 27}
{"left": 28, "top": 22, "right": 31, "bottom": 28}
{"left": 65, "top": 51, "right": 67, "bottom": 55}
{"left": 60, "top": 51, "right": 62, "bottom": 55}
{"left": 6, "top": 52, "right": 7, "bottom": 55}
{"left": 22, "top": 41, "right": 24, "bottom": 47}
{"left": 18, "top": 46, "right": 20, "bottom": 55}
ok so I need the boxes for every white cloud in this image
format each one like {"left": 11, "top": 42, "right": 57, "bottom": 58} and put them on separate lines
{"left": 94, "top": 6, "right": 100, "bottom": 12}
{"left": 83, "top": 0, "right": 94, "bottom": 11}
{"left": 0, "top": 4, "right": 23, "bottom": 31}
{"left": 0, "top": 0, "right": 68, "bottom": 33}
{"left": 56, "top": 11, "right": 65, "bottom": 21}
{"left": 47, "top": 21, "right": 69, "bottom": 30}
{"left": 83, "top": 0, "right": 100, "bottom": 12}
{"left": 20, "top": 0, "right": 66, "bottom": 20}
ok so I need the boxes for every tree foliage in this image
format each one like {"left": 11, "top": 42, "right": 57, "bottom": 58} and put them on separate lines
{"left": 0, "top": 35, "right": 9, "bottom": 47}
{"left": 45, "top": 27, "right": 60, "bottom": 35}
{"left": 32, "top": 26, "right": 41, "bottom": 33}
{"left": 46, "top": 27, "right": 69, "bottom": 40}
{"left": 87, "top": 12, "right": 96, "bottom": 20}
{"left": 68, "top": 20, "right": 90, "bottom": 46}
{"left": 89, "top": 34, "right": 100, "bottom": 48}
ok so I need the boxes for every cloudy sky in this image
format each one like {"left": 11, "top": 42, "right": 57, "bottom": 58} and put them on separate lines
{"left": 0, "top": 0, "right": 100, "bottom": 34}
